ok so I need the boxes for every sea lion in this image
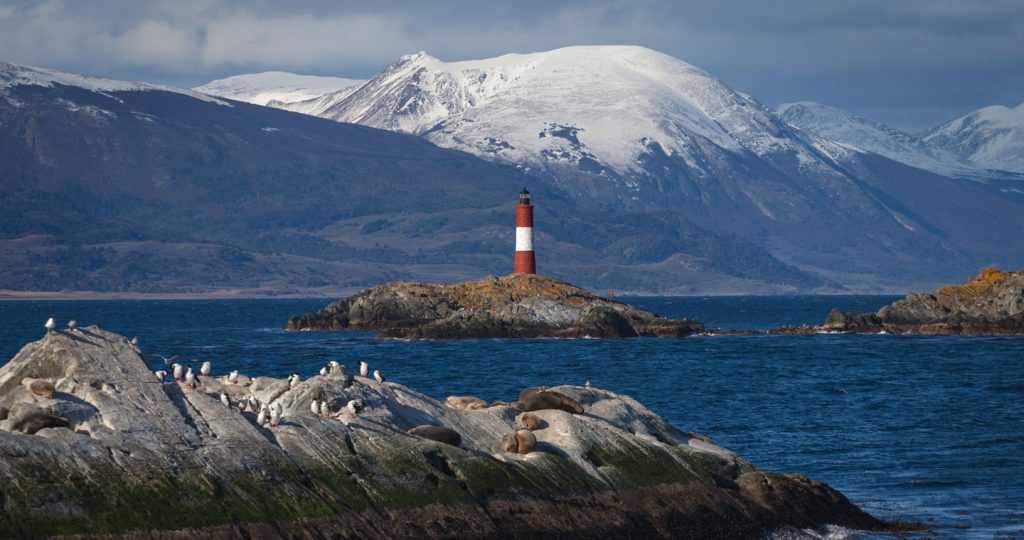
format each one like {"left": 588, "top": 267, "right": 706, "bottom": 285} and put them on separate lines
{"left": 519, "top": 390, "right": 584, "bottom": 414}
{"left": 445, "top": 396, "right": 488, "bottom": 410}
{"left": 14, "top": 412, "right": 70, "bottom": 435}
{"left": 500, "top": 429, "right": 537, "bottom": 454}
{"left": 488, "top": 400, "right": 524, "bottom": 410}
{"left": 407, "top": 425, "right": 462, "bottom": 447}
{"left": 516, "top": 412, "right": 545, "bottom": 430}
{"left": 24, "top": 378, "right": 55, "bottom": 399}
{"left": 518, "top": 386, "right": 549, "bottom": 402}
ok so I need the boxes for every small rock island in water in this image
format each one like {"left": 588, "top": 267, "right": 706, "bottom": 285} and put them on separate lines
{"left": 0, "top": 326, "right": 900, "bottom": 538}
{"left": 288, "top": 274, "right": 707, "bottom": 338}
{"left": 776, "top": 268, "right": 1024, "bottom": 335}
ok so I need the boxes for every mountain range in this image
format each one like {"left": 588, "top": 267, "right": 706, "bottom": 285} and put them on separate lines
{"left": 196, "top": 46, "right": 1024, "bottom": 291}
{"left": 1, "top": 45, "right": 1021, "bottom": 295}
{"left": 0, "top": 59, "right": 823, "bottom": 295}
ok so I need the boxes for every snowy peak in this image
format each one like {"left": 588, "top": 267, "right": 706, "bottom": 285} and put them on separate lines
{"left": 922, "top": 102, "right": 1024, "bottom": 173}
{"left": 774, "top": 101, "right": 978, "bottom": 177}
{"left": 0, "top": 62, "right": 229, "bottom": 105}
{"left": 193, "top": 71, "right": 365, "bottom": 106}
{"left": 312, "top": 45, "right": 822, "bottom": 177}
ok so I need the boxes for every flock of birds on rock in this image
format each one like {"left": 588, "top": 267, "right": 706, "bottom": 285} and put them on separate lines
{"left": 43, "top": 316, "right": 377, "bottom": 430}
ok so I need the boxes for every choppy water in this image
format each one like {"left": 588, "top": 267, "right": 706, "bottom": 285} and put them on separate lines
{"left": 1, "top": 296, "right": 1022, "bottom": 539}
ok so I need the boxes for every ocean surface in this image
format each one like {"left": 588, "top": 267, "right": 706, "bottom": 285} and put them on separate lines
{"left": 1, "top": 296, "right": 1022, "bottom": 539}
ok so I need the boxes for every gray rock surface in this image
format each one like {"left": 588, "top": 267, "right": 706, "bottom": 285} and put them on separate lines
{"left": 0, "top": 326, "right": 887, "bottom": 538}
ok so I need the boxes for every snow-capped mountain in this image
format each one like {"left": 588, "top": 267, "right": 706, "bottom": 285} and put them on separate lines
{"left": 250, "top": 45, "right": 1024, "bottom": 287}
{"left": 774, "top": 101, "right": 980, "bottom": 178}
{"left": 1, "top": 61, "right": 229, "bottom": 105}
{"left": 194, "top": 71, "right": 364, "bottom": 106}
{"left": 921, "top": 102, "right": 1024, "bottom": 174}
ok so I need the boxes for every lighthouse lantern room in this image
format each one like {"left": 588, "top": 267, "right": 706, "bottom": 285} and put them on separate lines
{"left": 514, "top": 188, "right": 536, "bottom": 275}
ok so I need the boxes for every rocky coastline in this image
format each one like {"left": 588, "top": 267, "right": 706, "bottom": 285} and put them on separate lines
{"left": 774, "top": 268, "right": 1024, "bottom": 335}
{"left": 0, "top": 326, "right": 897, "bottom": 538}
{"left": 286, "top": 274, "right": 706, "bottom": 339}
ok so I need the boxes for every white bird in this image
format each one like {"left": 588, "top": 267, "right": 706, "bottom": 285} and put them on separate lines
{"left": 155, "top": 370, "right": 167, "bottom": 380}
{"left": 257, "top": 407, "right": 267, "bottom": 426}
{"left": 157, "top": 354, "right": 178, "bottom": 366}
{"left": 44, "top": 318, "right": 56, "bottom": 333}
{"left": 320, "top": 401, "right": 330, "bottom": 417}
{"left": 373, "top": 370, "right": 385, "bottom": 386}
{"left": 172, "top": 363, "right": 183, "bottom": 382}
{"left": 272, "top": 401, "right": 283, "bottom": 415}
{"left": 329, "top": 360, "right": 340, "bottom": 372}
{"left": 345, "top": 400, "right": 362, "bottom": 415}
{"left": 270, "top": 408, "right": 281, "bottom": 427}
{"left": 220, "top": 392, "right": 230, "bottom": 408}
{"left": 289, "top": 373, "right": 300, "bottom": 388}
{"left": 237, "top": 396, "right": 249, "bottom": 413}
{"left": 130, "top": 337, "right": 139, "bottom": 346}
{"left": 359, "top": 360, "right": 369, "bottom": 378}
{"left": 228, "top": 370, "right": 239, "bottom": 384}
{"left": 248, "top": 397, "right": 260, "bottom": 412}
{"left": 200, "top": 361, "right": 211, "bottom": 376}
{"left": 310, "top": 399, "right": 320, "bottom": 415}
{"left": 585, "top": 379, "right": 592, "bottom": 388}
{"left": 67, "top": 320, "right": 77, "bottom": 331}
{"left": 185, "top": 367, "right": 196, "bottom": 388}
{"left": 319, "top": 366, "right": 328, "bottom": 377}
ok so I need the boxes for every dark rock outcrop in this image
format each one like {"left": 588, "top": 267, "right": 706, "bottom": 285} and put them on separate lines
{"left": 287, "top": 274, "right": 707, "bottom": 339}
{"left": 776, "top": 268, "right": 1024, "bottom": 335}
{"left": 0, "top": 326, "right": 896, "bottom": 538}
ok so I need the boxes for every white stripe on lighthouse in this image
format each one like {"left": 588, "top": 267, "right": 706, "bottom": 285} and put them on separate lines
{"left": 515, "top": 226, "right": 533, "bottom": 251}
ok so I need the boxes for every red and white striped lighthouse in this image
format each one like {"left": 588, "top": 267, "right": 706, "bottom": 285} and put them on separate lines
{"left": 514, "top": 188, "right": 536, "bottom": 274}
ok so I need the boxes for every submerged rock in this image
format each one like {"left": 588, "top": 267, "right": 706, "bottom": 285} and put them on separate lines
{"left": 0, "top": 326, "right": 893, "bottom": 538}
{"left": 775, "top": 268, "right": 1024, "bottom": 335}
{"left": 286, "top": 274, "right": 707, "bottom": 339}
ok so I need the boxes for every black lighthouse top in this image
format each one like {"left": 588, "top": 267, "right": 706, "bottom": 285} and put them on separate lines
{"left": 519, "top": 188, "right": 531, "bottom": 206}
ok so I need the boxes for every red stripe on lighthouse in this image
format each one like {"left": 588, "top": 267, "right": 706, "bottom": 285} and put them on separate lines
{"left": 514, "top": 251, "right": 535, "bottom": 274}
{"left": 514, "top": 191, "right": 536, "bottom": 275}
{"left": 516, "top": 205, "right": 533, "bottom": 227}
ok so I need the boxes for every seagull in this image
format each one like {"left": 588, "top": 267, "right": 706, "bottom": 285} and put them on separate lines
{"left": 67, "top": 320, "right": 77, "bottom": 331}
{"left": 359, "top": 360, "right": 369, "bottom": 378}
{"left": 44, "top": 318, "right": 56, "bottom": 333}
{"left": 172, "top": 363, "right": 183, "bottom": 382}
{"left": 155, "top": 370, "right": 167, "bottom": 381}
{"left": 257, "top": 407, "right": 267, "bottom": 426}
{"left": 185, "top": 366, "right": 196, "bottom": 388}
{"left": 220, "top": 392, "right": 230, "bottom": 408}
{"left": 228, "top": 370, "right": 239, "bottom": 384}
{"left": 310, "top": 399, "right": 320, "bottom": 415}
{"left": 319, "top": 366, "right": 328, "bottom": 377}
{"left": 200, "top": 361, "right": 211, "bottom": 377}
{"left": 373, "top": 370, "right": 385, "bottom": 386}
{"left": 130, "top": 337, "right": 139, "bottom": 346}
{"left": 156, "top": 354, "right": 179, "bottom": 366}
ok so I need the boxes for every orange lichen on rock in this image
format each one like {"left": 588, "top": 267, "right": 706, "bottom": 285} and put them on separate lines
{"left": 936, "top": 268, "right": 1016, "bottom": 298}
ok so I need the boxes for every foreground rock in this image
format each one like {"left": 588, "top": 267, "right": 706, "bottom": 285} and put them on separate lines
{"left": 776, "top": 268, "right": 1024, "bottom": 335}
{"left": 287, "top": 274, "right": 706, "bottom": 338}
{"left": 0, "top": 327, "right": 892, "bottom": 538}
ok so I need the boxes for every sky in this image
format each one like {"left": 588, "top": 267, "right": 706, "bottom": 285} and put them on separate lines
{"left": 1, "top": 0, "right": 1022, "bottom": 131}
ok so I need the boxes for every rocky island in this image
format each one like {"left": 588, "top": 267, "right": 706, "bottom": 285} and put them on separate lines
{"left": 287, "top": 274, "right": 706, "bottom": 338}
{"left": 0, "top": 326, "right": 897, "bottom": 538}
{"left": 776, "top": 268, "right": 1024, "bottom": 335}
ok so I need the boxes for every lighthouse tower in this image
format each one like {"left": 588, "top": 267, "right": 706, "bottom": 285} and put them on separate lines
{"left": 514, "top": 188, "right": 536, "bottom": 275}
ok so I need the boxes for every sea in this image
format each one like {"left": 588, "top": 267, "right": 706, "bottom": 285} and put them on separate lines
{"left": 1, "top": 296, "right": 1021, "bottom": 539}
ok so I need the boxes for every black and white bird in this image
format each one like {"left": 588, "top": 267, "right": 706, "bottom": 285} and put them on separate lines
{"left": 272, "top": 401, "right": 284, "bottom": 416}
{"left": 237, "top": 397, "right": 249, "bottom": 413}
{"left": 157, "top": 354, "right": 178, "bottom": 366}
{"left": 270, "top": 408, "right": 281, "bottom": 427}
{"left": 257, "top": 406, "right": 267, "bottom": 426}
{"left": 319, "top": 365, "right": 328, "bottom": 377}
{"left": 310, "top": 399, "right": 320, "bottom": 415}
{"left": 228, "top": 370, "right": 239, "bottom": 384}
{"left": 200, "top": 361, "right": 211, "bottom": 377}
{"left": 585, "top": 379, "right": 592, "bottom": 388}
{"left": 172, "top": 363, "right": 183, "bottom": 382}
{"left": 184, "top": 366, "right": 196, "bottom": 388}
{"left": 346, "top": 399, "right": 363, "bottom": 415}
{"left": 155, "top": 370, "right": 167, "bottom": 381}
{"left": 248, "top": 397, "right": 260, "bottom": 412}
{"left": 328, "top": 360, "right": 340, "bottom": 373}
{"left": 44, "top": 318, "right": 56, "bottom": 333}
{"left": 373, "top": 370, "right": 385, "bottom": 386}
{"left": 220, "top": 392, "right": 231, "bottom": 408}
{"left": 67, "top": 320, "right": 78, "bottom": 331}
{"left": 130, "top": 337, "right": 139, "bottom": 346}
{"left": 288, "top": 373, "right": 300, "bottom": 389}
{"left": 359, "top": 360, "right": 369, "bottom": 378}
{"left": 319, "top": 401, "right": 330, "bottom": 417}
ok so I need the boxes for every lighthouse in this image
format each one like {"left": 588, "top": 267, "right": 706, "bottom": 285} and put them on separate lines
{"left": 514, "top": 188, "right": 536, "bottom": 274}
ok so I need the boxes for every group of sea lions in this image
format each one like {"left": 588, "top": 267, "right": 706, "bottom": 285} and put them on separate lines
{"left": 425, "top": 386, "right": 585, "bottom": 454}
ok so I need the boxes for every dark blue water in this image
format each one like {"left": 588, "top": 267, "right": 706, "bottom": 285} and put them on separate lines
{"left": 2, "top": 296, "right": 1022, "bottom": 539}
